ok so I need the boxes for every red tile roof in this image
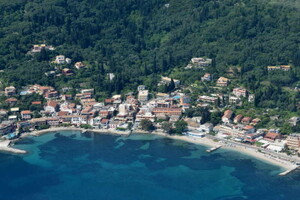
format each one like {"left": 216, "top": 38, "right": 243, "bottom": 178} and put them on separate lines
{"left": 21, "top": 110, "right": 32, "bottom": 114}
{"left": 32, "top": 101, "right": 42, "bottom": 105}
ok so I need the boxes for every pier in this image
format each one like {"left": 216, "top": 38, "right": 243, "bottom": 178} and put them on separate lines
{"left": 206, "top": 145, "right": 222, "bottom": 153}
{"left": 0, "top": 140, "right": 26, "bottom": 154}
{"left": 279, "top": 166, "right": 299, "bottom": 176}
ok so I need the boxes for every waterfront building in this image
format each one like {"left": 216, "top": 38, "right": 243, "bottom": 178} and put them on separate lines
{"left": 286, "top": 134, "right": 300, "bottom": 150}
{"left": 199, "top": 123, "right": 213, "bottom": 133}
{"left": 0, "top": 121, "right": 15, "bottom": 135}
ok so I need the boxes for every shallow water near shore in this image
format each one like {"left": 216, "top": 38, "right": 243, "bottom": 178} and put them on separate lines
{"left": 0, "top": 131, "right": 300, "bottom": 200}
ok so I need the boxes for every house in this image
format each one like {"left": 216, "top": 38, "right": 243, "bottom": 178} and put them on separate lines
{"left": 199, "top": 95, "right": 218, "bottom": 104}
{"left": 138, "top": 90, "right": 149, "bottom": 102}
{"left": 62, "top": 68, "right": 74, "bottom": 76}
{"left": 137, "top": 85, "right": 146, "bottom": 91}
{"left": 233, "top": 88, "right": 247, "bottom": 97}
{"left": 186, "top": 57, "right": 212, "bottom": 69}
{"left": 250, "top": 118, "right": 261, "bottom": 126}
{"left": 199, "top": 123, "right": 213, "bottom": 133}
{"left": 267, "top": 66, "right": 281, "bottom": 71}
{"left": 75, "top": 62, "right": 85, "bottom": 69}
{"left": 32, "top": 101, "right": 42, "bottom": 105}
{"left": 71, "top": 115, "right": 88, "bottom": 125}
{"left": 286, "top": 134, "right": 300, "bottom": 150}
{"left": 61, "top": 95, "right": 73, "bottom": 101}
{"left": 0, "top": 110, "right": 8, "bottom": 119}
{"left": 152, "top": 107, "right": 182, "bottom": 116}
{"left": 222, "top": 110, "right": 233, "bottom": 123}
{"left": 216, "top": 77, "right": 229, "bottom": 87}
{"left": 234, "top": 114, "right": 243, "bottom": 124}
{"left": 264, "top": 131, "right": 281, "bottom": 142}
{"left": 243, "top": 125, "right": 255, "bottom": 134}
{"left": 30, "top": 118, "right": 47, "bottom": 127}
{"left": 109, "top": 120, "right": 121, "bottom": 129}
{"left": 248, "top": 94, "right": 255, "bottom": 103}
{"left": 31, "top": 44, "right": 54, "bottom": 53}
{"left": 241, "top": 117, "right": 252, "bottom": 124}
{"left": 229, "top": 96, "right": 240, "bottom": 104}
{"left": 0, "top": 121, "right": 15, "bottom": 135}
{"left": 160, "top": 77, "right": 180, "bottom": 87}
{"left": 99, "top": 110, "right": 111, "bottom": 118}
{"left": 54, "top": 55, "right": 66, "bottom": 64}
{"left": 45, "top": 91, "right": 59, "bottom": 99}
{"left": 45, "top": 100, "right": 59, "bottom": 113}
{"left": 289, "top": 117, "right": 300, "bottom": 126}
{"left": 65, "top": 58, "right": 72, "bottom": 64}
{"left": 267, "top": 65, "right": 291, "bottom": 71}
{"left": 100, "top": 119, "right": 109, "bottom": 128}
{"left": 89, "top": 116, "right": 102, "bottom": 128}
{"left": 280, "top": 65, "right": 291, "bottom": 71}
{"left": 47, "top": 118, "right": 60, "bottom": 126}
{"left": 105, "top": 98, "right": 114, "bottom": 105}
{"left": 21, "top": 110, "right": 32, "bottom": 120}
{"left": 5, "top": 98, "right": 18, "bottom": 105}
{"left": 5, "top": 86, "right": 16, "bottom": 96}
{"left": 81, "top": 106, "right": 94, "bottom": 116}
{"left": 201, "top": 73, "right": 212, "bottom": 81}
{"left": 81, "top": 89, "right": 94, "bottom": 94}
{"left": 135, "top": 111, "right": 155, "bottom": 122}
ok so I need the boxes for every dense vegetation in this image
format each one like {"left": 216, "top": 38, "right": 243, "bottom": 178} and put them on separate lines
{"left": 0, "top": 0, "right": 300, "bottom": 108}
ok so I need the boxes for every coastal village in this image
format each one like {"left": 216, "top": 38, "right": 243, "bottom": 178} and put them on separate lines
{"left": 0, "top": 44, "right": 300, "bottom": 173}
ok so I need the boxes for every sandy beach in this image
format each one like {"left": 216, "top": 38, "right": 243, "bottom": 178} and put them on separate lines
{"left": 151, "top": 131, "right": 298, "bottom": 172}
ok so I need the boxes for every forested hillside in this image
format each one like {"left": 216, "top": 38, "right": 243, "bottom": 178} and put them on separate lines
{"left": 0, "top": 0, "right": 299, "bottom": 99}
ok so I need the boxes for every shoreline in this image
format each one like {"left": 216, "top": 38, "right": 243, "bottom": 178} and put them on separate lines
{"left": 4, "top": 127, "right": 299, "bottom": 174}
{"left": 150, "top": 131, "right": 298, "bottom": 172}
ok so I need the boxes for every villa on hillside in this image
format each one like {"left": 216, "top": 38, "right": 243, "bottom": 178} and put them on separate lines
{"left": 217, "top": 77, "right": 229, "bottom": 87}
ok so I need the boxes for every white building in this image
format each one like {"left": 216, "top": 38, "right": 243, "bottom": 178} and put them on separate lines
{"left": 233, "top": 88, "right": 247, "bottom": 97}
{"left": 54, "top": 55, "right": 66, "bottom": 64}
{"left": 199, "top": 123, "right": 213, "bottom": 133}
{"left": 138, "top": 90, "right": 149, "bottom": 102}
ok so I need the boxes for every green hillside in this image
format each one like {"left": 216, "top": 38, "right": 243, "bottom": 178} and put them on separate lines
{"left": 0, "top": 0, "right": 299, "bottom": 98}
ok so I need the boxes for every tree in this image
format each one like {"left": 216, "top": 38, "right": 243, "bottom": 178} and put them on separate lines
{"left": 140, "top": 119, "right": 155, "bottom": 131}
{"left": 210, "top": 111, "right": 222, "bottom": 125}
{"left": 174, "top": 120, "right": 188, "bottom": 135}
{"left": 80, "top": 124, "right": 92, "bottom": 129}
{"left": 168, "top": 78, "right": 176, "bottom": 92}
{"left": 161, "top": 122, "right": 173, "bottom": 134}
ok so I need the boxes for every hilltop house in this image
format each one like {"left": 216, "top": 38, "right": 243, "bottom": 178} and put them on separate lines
{"left": 5, "top": 86, "right": 16, "bottom": 96}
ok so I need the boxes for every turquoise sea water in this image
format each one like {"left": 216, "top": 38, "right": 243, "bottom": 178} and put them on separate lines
{"left": 0, "top": 131, "right": 300, "bottom": 200}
